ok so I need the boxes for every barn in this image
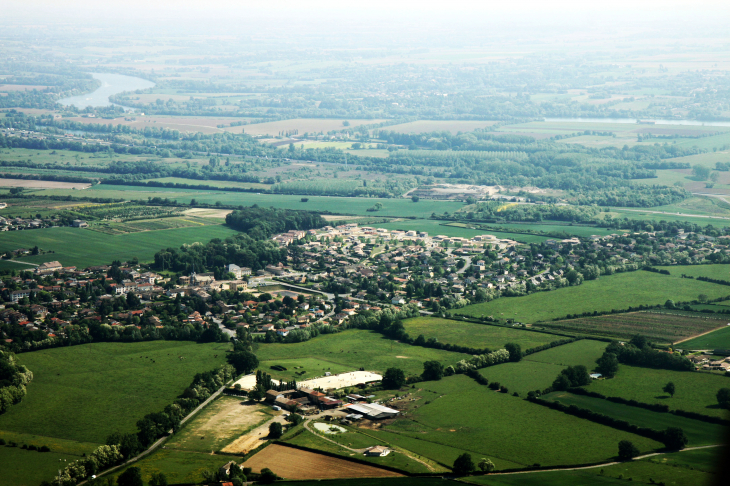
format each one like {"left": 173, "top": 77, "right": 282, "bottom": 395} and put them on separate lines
{"left": 346, "top": 403, "right": 399, "bottom": 419}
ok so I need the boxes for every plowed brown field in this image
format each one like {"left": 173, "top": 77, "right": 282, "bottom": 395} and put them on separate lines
{"left": 244, "top": 444, "right": 403, "bottom": 479}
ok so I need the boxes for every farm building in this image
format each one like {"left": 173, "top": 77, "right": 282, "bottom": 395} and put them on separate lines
{"left": 35, "top": 260, "right": 63, "bottom": 275}
{"left": 72, "top": 219, "right": 88, "bottom": 228}
{"left": 347, "top": 403, "right": 399, "bottom": 419}
{"left": 364, "top": 446, "right": 391, "bottom": 457}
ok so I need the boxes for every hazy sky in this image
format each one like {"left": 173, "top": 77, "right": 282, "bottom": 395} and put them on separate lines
{"left": 3, "top": 0, "right": 729, "bottom": 46}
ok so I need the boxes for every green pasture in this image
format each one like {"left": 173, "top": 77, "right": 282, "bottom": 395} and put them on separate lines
{"left": 0, "top": 341, "right": 230, "bottom": 444}
{"left": 679, "top": 326, "right": 730, "bottom": 349}
{"left": 0, "top": 225, "right": 239, "bottom": 268}
{"left": 588, "top": 365, "right": 730, "bottom": 418}
{"left": 666, "top": 264, "right": 730, "bottom": 280}
{"left": 377, "top": 375, "right": 662, "bottom": 469}
{"left": 36, "top": 185, "right": 465, "bottom": 219}
{"left": 544, "top": 391, "right": 725, "bottom": 446}
{"left": 477, "top": 340, "right": 607, "bottom": 395}
{"left": 255, "top": 330, "right": 470, "bottom": 378}
{"left": 465, "top": 447, "right": 718, "bottom": 486}
{"left": 465, "top": 222, "right": 620, "bottom": 238}
{"left": 458, "top": 271, "right": 730, "bottom": 323}
{"left": 0, "top": 446, "right": 93, "bottom": 486}
{"left": 0, "top": 260, "right": 35, "bottom": 271}
{"left": 106, "top": 448, "right": 241, "bottom": 485}
{"left": 401, "top": 317, "right": 558, "bottom": 351}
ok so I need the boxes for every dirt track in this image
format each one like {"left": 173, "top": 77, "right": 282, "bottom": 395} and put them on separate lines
{"left": 221, "top": 414, "right": 287, "bottom": 454}
{"left": 243, "top": 443, "right": 403, "bottom": 479}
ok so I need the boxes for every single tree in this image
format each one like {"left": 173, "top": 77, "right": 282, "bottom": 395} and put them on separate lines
{"left": 422, "top": 360, "right": 444, "bottom": 381}
{"left": 618, "top": 440, "right": 640, "bottom": 460}
{"left": 662, "top": 427, "right": 688, "bottom": 450}
{"left": 148, "top": 472, "right": 168, "bottom": 486}
{"left": 227, "top": 350, "right": 259, "bottom": 375}
{"left": 505, "top": 343, "right": 523, "bottom": 362}
{"left": 595, "top": 352, "right": 619, "bottom": 378}
{"left": 382, "top": 367, "right": 406, "bottom": 389}
{"left": 552, "top": 373, "right": 572, "bottom": 391}
{"left": 717, "top": 388, "right": 730, "bottom": 409}
{"left": 117, "top": 467, "right": 143, "bottom": 486}
{"left": 268, "top": 422, "right": 283, "bottom": 439}
{"left": 477, "top": 458, "right": 495, "bottom": 472}
{"left": 258, "top": 468, "right": 279, "bottom": 484}
{"left": 453, "top": 452, "right": 475, "bottom": 475}
{"left": 663, "top": 382, "right": 676, "bottom": 398}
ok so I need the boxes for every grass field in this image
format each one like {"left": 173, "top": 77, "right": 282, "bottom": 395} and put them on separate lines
{"left": 0, "top": 341, "right": 230, "bottom": 444}
{"left": 667, "top": 264, "right": 730, "bottom": 280}
{"left": 34, "top": 185, "right": 465, "bottom": 219}
{"left": 544, "top": 391, "right": 725, "bottom": 446}
{"left": 0, "top": 225, "right": 239, "bottom": 268}
{"left": 458, "top": 271, "right": 730, "bottom": 323}
{"left": 544, "top": 311, "right": 728, "bottom": 344}
{"left": 465, "top": 448, "right": 719, "bottom": 486}
{"left": 164, "top": 396, "right": 273, "bottom": 453}
{"left": 588, "top": 365, "right": 730, "bottom": 418}
{"left": 255, "top": 330, "right": 470, "bottom": 379}
{"left": 373, "top": 375, "right": 663, "bottom": 469}
{"left": 679, "top": 326, "right": 730, "bottom": 349}
{"left": 0, "top": 446, "right": 95, "bottom": 486}
{"left": 107, "top": 448, "right": 241, "bottom": 485}
{"left": 464, "top": 222, "right": 621, "bottom": 238}
{"left": 401, "top": 317, "right": 559, "bottom": 351}
{"left": 477, "top": 340, "right": 608, "bottom": 395}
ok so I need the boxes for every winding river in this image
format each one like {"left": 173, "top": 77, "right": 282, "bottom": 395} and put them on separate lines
{"left": 59, "top": 72, "right": 154, "bottom": 110}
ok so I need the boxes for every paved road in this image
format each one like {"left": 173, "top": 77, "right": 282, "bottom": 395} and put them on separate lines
{"left": 212, "top": 317, "right": 236, "bottom": 338}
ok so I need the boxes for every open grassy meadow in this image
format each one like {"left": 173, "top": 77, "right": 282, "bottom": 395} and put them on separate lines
{"left": 544, "top": 391, "right": 725, "bottom": 446}
{"left": 458, "top": 271, "right": 730, "bottom": 323}
{"left": 0, "top": 225, "right": 239, "bottom": 268}
{"left": 0, "top": 341, "right": 229, "bottom": 444}
{"left": 401, "top": 317, "right": 559, "bottom": 351}
{"left": 588, "top": 365, "right": 730, "bottom": 418}
{"left": 679, "top": 325, "right": 730, "bottom": 349}
{"left": 477, "top": 340, "right": 608, "bottom": 395}
{"left": 465, "top": 447, "right": 719, "bottom": 486}
{"left": 255, "top": 330, "right": 470, "bottom": 379}
{"left": 33, "top": 184, "right": 465, "bottom": 219}
{"left": 106, "top": 448, "right": 242, "bottom": 485}
{"left": 0, "top": 445, "right": 96, "bottom": 486}
{"left": 372, "top": 375, "right": 662, "bottom": 469}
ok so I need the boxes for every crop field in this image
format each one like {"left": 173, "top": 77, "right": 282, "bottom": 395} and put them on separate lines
{"left": 679, "top": 326, "right": 730, "bottom": 349}
{"left": 458, "top": 271, "right": 730, "bottom": 323}
{"left": 0, "top": 224, "right": 239, "bottom": 268}
{"left": 165, "top": 397, "right": 273, "bottom": 453}
{"left": 544, "top": 311, "right": 727, "bottom": 344}
{"left": 401, "top": 317, "right": 558, "bottom": 350}
{"left": 0, "top": 178, "right": 91, "bottom": 190}
{"left": 255, "top": 330, "right": 471, "bottom": 378}
{"left": 244, "top": 444, "right": 403, "bottom": 479}
{"left": 589, "top": 365, "right": 730, "bottom": 418}
{"left": 465, "top": 448, "right": 718, "bottom": 486}
{"left": 477, "top": 340, "right": 608, "bottom": 395}
{"left": 383, "top": 120, "right": 498, "bottom": 134}
{"left": 89, "top": 215, "right": 220, "bottom": 235}
{"left": 375, "top": 375, "right": 662, "bottom": 469}
{"left": 0, "top": 341, "right": 229, "bottom": 444}
{"left": 544, "top": 391, "right": 725, "bottom": 446}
